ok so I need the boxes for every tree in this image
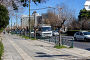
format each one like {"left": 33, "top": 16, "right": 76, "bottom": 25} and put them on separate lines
{"left": 42, "top": 4, "right": 76, "bottom": 30}
{"left": 0, "top": 0, "right": 47, "bottom": 10}
{"left": 42, "top": 10, "right": 59, "bottom": 29}
{"left": 78, "top": 8, "right": 90, "bottom": 30}
{"left": 78, "top": 9, "right": 90, "bottom": 21}
{"left": 69, "top": 20, "right": 81, "bottom": 30}
{"left": 0, "top": 4, "right": 9, "bottom": 29}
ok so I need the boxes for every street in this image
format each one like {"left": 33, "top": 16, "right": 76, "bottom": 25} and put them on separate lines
{"left": 74, "top": 40, "right": 90, "bottom": 51}
{"left": 2, "top": 34, "right": 89, "bottom": 60}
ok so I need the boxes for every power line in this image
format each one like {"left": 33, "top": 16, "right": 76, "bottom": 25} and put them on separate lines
{"left": 30, "top": 7, "right": 56, "bottom": 10}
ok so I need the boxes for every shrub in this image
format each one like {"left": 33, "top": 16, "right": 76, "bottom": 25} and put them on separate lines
{"left": 66, "top": 30, "right": 80, "bottom": 36}
{"left": 0, "top": 41, "right": 4, "bottom": 60}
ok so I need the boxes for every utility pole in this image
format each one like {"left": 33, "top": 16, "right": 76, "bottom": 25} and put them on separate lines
{"left": 11, "top": 18, "right": 12, "bottom": 30}
{"left": 33, "top": 11, "right": 37, "bottom": 39}
{"left": 21, "top": 19, "right": 22, "bottom": 29}
{"left": 21, "top": 18, "right": 22, "bottom": 35}
{"left": 15, "top": 13, "right": 18, "bottom": 33}
{"left": 29, "top": 0, "right": 31, "bottom": 38}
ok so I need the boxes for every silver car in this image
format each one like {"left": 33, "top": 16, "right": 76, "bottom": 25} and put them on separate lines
{"left": 52, "top": 30, "right": 59, "bottom": 36}
{"left": 74, "top": 31, "right": 90, "bottom": 41}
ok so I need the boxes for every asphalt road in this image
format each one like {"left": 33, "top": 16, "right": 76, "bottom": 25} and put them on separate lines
{"left": 73, "top": 40, "right": 90, "bottom": 51}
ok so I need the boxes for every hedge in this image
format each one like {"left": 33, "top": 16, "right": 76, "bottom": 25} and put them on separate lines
{"left": 66, "top": 30, "right": 90, "bottom": 36}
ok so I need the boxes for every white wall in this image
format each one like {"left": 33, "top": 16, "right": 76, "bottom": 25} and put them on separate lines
{"left": 85, "top": 0, "right": 90, "bottom": 11}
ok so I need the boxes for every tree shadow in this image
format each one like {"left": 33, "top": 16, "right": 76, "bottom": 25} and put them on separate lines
{"left": 35, "top": 52, "right": 71, "bottom": 57}
{"left": 36, "top": 52, "right": 46, "bottom": 54}
{"left": 35, "top": 54, "right": 71, "bottom": 57}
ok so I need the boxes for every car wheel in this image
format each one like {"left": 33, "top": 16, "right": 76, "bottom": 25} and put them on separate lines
{"left": 74, "top": 37, "right": 77, "bottom": 41}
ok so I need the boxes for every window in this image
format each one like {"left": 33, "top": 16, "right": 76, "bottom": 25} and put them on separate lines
{"left": 88, "top": 5, "right": 90, "bottom": 9}
{"left": 80, "top": 32, "right": 83, "bottom": 35}
{"left": 41, "top": 27, "right": 51, "bottom": 32}
{"left": 76, "top": 32, "right": 79, "bottom": 35}
{"left": 83, "top": 32, "right": 90, "bottom": 35}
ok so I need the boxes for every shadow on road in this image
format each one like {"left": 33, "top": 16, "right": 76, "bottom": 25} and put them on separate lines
{"left": 35, "top": 54, "right": 71, "bottom": 57}
{"left": 36, "top": 52, "right": 46, "bottom": 54}
{"left": 35, "top": 52, "right": 71, "bottom": 57}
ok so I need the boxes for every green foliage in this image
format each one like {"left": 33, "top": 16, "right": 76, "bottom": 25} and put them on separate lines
{"left": 21, "top": 0, "right": 24, "bottom": 3}
{"left": 66, "top": 30, "right": 80, "bottom": 36}
{"left": 0, "top": 41, "right": 4, "bottom": 60}
{"left": 0, "top": 28, "right": 4, "bottom": 33}
{"left": 21, "top": 35, "right": 36, "bottom": 40}
{"left": 78, "top": 9, "right": 90, "bottom": 21}
{"left": 54, "top": 45, "right": 67, "bottom": 49}
{"left": 0, "top": 4, "right": 9, "bottom": 29}
{"left": 20, "top": 0, "right": 47, "bottom": 7}
{"left": 12, "top": 1, "right": 18, "bottom": 10}
{"left": 22, "top": 35, "right": 30, "bottom": 39}
{"left": 32, "top": 0, "right": 42, "bottom": 3}
{"left": 30, "top": 38, "right": 36, "bottom": 40}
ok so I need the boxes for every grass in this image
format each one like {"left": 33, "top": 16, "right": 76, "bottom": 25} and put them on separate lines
{"left": 54, "top": 45, "right": 67, "bottom": 49}
{"left": 0, "top": 28, "right": 4, "bottom": 34}
{"left": 0, "top": 41, "right": 4, "bottom": 60}
{"left": 69, "top": 46, "right": 73, "bottom": 48}
{"left": 22, "top": 35, "right": 30, "bottom": 39}
{"left": 30, "top": 38, "right": 36, "bottom": 40}
{"left": 21, "top": 35, "right": 36, "bottom": 40}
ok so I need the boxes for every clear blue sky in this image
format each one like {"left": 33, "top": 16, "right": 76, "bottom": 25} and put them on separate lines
{"left": 9, "top": 0, "right": 86, "bottom": 26}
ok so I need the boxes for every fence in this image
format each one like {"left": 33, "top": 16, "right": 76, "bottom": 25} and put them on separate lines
{"left": 11, "top": 30, "right": 74, "bottom": 47}
{"left": 37, "top": 35, "right": 74, "bottom": 47}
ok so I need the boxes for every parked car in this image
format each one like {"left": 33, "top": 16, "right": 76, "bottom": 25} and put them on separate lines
{"left": 52, "top": 30, "right": 59, "bottom": 36}
{"left": 74, "top": 31, "right": 90, "bottom": 41}
{"left": 31, "top": 30, "right": 34, "bottom": 37}
{"left": 36, "top": 24, "right": 52, "bottom": 37}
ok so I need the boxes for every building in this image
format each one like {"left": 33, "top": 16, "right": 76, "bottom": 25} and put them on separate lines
{"left": 84, "top": 0, "right": 90, "bottom": 11}
{"left": 21, "top": 15, "right": 33, "bottom": 28}
{"left": 21, "top": 13, "right": 42, "bottom": 29}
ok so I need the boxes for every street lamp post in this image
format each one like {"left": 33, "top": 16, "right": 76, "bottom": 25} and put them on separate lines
{"left": 33, "top": 11, "right": 37, "bottom": 39}
{"left": 29, "top": 0, "right": 31, "bottom": 38}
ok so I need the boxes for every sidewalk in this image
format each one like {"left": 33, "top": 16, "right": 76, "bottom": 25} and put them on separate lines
{"left": 2, "top": 34, "right": 90, "bottom": 60}
{"left": 31, "top": 39, "right": 90, "bottom": 59}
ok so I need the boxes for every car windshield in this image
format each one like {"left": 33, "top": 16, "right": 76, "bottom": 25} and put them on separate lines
{"left": 53, "top": 30, "right": 58, "bottom": 32}
{"left": 83, "top": 32, "right": 90, "bottom": 35}
{"left": 42, "top": 27, "right": 51, "bottom": 32}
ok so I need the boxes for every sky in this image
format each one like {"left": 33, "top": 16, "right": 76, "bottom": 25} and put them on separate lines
{"left": 9, "top": 0, "right": 86, "bottom": 26}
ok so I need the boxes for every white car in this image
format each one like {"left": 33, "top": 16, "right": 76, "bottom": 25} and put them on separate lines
{"left": 74, "top": 31, "right": 90, "bottom": 41}
{"left": 52, "top": 30, "right": 59, "bottom": 36}
{"left": 31, "top": 31, "right": 34, "bottom": 37}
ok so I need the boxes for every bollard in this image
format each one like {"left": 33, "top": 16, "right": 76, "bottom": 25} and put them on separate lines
{"left": 49, "top": 37, "right": 50, "bottom": 42}
{"left": 70, "top": 37, "right": 74, "bottom": 48}
{"left": 55, "top": 36, "right": 56, "bottom": 44}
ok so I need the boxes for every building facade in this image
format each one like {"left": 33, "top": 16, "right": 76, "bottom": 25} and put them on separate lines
{"left": 21, "top": 13, "right": 42, "bottom": 29}
{"left": 85, "top": 0, "right": 90, "bottom": 11}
